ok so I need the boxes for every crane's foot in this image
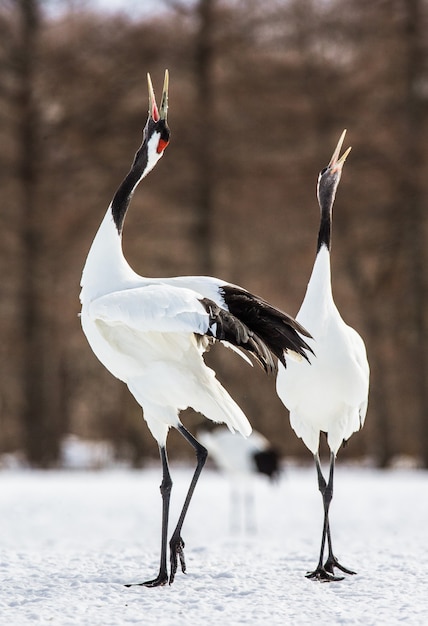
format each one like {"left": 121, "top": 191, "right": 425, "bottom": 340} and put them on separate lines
{"left": 124, "top": 570, "right": 169, "bottom": 588}
{"left": 324, "top": 554, "right": 356, "bottom": 576}
{"left": 169, "top": 534, "right": 186, "bottom": 584}
{"left": 305, "top": 566, "right": 345, "bottom": 582}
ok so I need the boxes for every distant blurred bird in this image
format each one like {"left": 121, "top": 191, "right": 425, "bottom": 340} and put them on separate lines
{"left": 276, "top": 131, "right": 370, "bottom": 581}
{"left": 199, "top": 426, "right": 280, "bottom": 533}
{"left": 80, "top": 71, "right": 312, "bottom": 587}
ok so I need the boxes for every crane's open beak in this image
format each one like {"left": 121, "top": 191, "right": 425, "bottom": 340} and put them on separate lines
{"left": 159, "top": 69, "right": 168, "bottom": 121}
{"left": 328, "top": 129, "right": 351, "bottom": 173}
{"left": 147, "top": 70, "right": 169, "bottom": 123}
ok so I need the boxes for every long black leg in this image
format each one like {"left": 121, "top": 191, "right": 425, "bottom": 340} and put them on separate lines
{"left": 306, "top": 452, "right": 343, "bottom": 582}
{"left": 125, "top": 445, "right": 172, "bottom": 588}
{"left": 323, "top": 453, "right": 356, "bottom": 576}
{"left": 306, "top": 452, "right": 355, "bottom": 581}
{"left": 168, "top": 424, "right": 208, "bottom": 584}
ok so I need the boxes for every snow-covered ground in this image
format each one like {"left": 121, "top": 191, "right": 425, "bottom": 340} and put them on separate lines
{"left": 1, "top": 464, "right": 427, "bottom": 625}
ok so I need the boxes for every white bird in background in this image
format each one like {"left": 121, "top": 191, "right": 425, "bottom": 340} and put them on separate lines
{"left": 276, "top": 131, "right": 370, "bottom": 582}
{"left": 198, "top": 426, "right": 280, "bottom": 533}
{"left": 80, "top": 70, "right": 312, "bottom": 587}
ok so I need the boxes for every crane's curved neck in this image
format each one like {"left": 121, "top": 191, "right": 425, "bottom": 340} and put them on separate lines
{"left": 110, "top": 128, "right": 163, "bottom": 233}
{"left": 80, "top": 161, "right": 149, "bottom": 299}
{"left": 111, "top": 167, "right": 144, "bottom": 234}
{"left": 80, "top": 131, "right": 166, "bottom": 300}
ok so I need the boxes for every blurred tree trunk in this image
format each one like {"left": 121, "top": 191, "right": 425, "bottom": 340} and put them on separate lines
{"left": 16, "top": 0, "right": 63, "bottom": 466}
{"left": 194, "top": 0, "right": 216, "bottom": 274}
{"left": 399, "top": 0, "right": 428, "bottom": 466}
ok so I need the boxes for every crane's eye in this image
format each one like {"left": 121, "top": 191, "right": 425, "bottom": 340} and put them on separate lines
{"left": 320, "top": 166, "right": 328, "bottom": 176}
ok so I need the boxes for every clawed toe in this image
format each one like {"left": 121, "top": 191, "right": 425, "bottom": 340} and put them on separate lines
{"left": 169, "top": 535, "right": 186, "bottom": 584}
{"left": 324, "top": 555, "right": 356, "bottom": 576}
{"left": 140, "top": 575, "right": 169, "bottom": 588}
{"left": 124, "top": 535, "right": 187, "bottom": 588}
{"left": 306, "top": 567, "right": 345, "bottom": 582}
{"left": 306, "top": 554, "right": 357, "bottom": 582}
{"left": 124, "top": 572, "right": 169, "bottom": 588}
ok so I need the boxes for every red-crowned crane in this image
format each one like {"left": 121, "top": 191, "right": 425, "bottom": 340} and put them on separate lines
{"left": 80, "top": 71, "right": 312, "bottom": 587}
{"left": 276, "top": 131, "right": 370, "bottom": 581}
{"left": 198, "top": 426, "right": 280, "bottom": 533}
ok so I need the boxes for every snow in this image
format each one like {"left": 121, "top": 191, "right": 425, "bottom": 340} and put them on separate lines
{"left": 1, "top": 464, "right": 428, "bottom": 625}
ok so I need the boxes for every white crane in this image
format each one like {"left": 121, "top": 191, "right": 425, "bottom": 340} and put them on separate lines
{"left": 276, "top": 131, "right": 370, "bottom": 582}
{"left": 80, "top": 70, "right": 312, "bottom": 587}
{"left": 198, "top": 426, "right": 280, "bottom": 533}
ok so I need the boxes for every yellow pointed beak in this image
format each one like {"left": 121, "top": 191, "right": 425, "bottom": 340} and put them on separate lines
{"left": 147, "top": 72, "right": 157, "bottom": 119}
{"left": 147, "top": 70, "right": 169, "bottom": 122}
{"left": 159, "top": 69, "right": 169, "bottom": 121}
{"left": 328, "top": 129, "right": 351, "bottom": 172}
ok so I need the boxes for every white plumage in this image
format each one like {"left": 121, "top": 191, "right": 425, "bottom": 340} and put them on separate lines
{"left": 276, "top": 130, "right": 370, "bottom": 581}
{"left": 80, "top": 71, "right": 312, "bottom": 587}
{"left": 278, "top": 248, "right": 369, "bottom": 456}
{"left": 84, "top": 282, "right": 251, "bottom": 442}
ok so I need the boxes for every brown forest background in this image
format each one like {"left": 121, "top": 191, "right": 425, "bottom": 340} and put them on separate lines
{"left": 1, "top": 0, "right": 427, "bottom": 468}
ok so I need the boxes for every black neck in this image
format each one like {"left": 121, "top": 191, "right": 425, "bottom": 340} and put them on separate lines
{"left": 316, "top": 177, "right": 337, "bottom": 253}
{"left": 317, "top": 209, "right": 331, "bottom": 252}
{"left": 111, "top": 163, "right": 146, "bottom": 234}
{"left": 109, "top": 119, "right": 169, "bottom": 234}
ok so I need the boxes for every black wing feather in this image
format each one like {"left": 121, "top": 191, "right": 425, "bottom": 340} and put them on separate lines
{"left": 199, "top": 298, "right": 276, "bottom": 374}
{"left": 220, "top": 285, "right": 313, "bottom": 368}
{"left": 199, "top": 286, "right": 313, "bottom": 374}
